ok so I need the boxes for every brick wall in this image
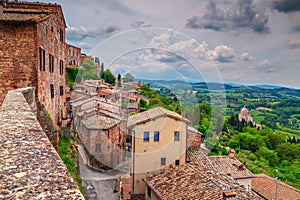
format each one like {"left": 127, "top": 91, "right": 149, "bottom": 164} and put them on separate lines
{"left": 36, "top": 12, "right": 67, "bottom": 125}
{"left": 0, "top": 2, "right": 68, "bottom": 126}
{"left": 0, "top": 22, "right": 38, "bottom": 106}
{"left": 66, "top": 43, "right": 81, "bottom": 68}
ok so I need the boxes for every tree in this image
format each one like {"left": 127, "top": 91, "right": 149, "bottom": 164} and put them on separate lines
{"left": 138, "top": 99, "right": 149, "bottom": 112}
{"left": 102, "top": 70, "right": 116, "bottom": 85}
{"left": 149, "top": 97, "right": 162, "bottom": 107}
{"left": 118, "top": 74, "right": 121, "bottom": 87}
{"left": 122, "top": 73, "right": 134, "bottom": 83}
{"left": 100, "top": 63, "right": 104, "bottom": 78}
{"left": 256, "top": 146, "right": 279, "bottom": 166}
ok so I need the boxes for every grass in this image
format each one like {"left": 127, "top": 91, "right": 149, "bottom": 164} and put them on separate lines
{"left": 58, "top": 136, "right": 83, "bottom": 194}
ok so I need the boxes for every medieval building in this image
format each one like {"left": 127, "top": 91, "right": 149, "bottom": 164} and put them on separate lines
{"left": 0, "top": 0, "right": 80, "bottom": 126}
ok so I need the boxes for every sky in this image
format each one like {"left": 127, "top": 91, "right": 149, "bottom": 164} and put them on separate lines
{"left": 29, "top": 0, "right": 300, "bottom": 88}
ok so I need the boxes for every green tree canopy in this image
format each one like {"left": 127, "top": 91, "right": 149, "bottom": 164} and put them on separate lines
{"left": 122, "top": 73, "right": 134, "bottom": 83}
{"left": 102, "top": 70, "right": 116, "bottom": 85}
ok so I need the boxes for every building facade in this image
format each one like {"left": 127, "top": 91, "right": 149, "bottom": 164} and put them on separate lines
{"left": 127, "top": 106, "right": 190, "bottom": 197}
{"left": 0, "top": 1, "right": 78, "bottom": 125}
{"left": 66, "top": 43, "right": 81, "bottom": 68}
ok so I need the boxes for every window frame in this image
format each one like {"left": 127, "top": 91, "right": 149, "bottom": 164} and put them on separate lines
{"left": 174, "top": 131, "right": 180, "bottom": 141}
{"left": 39, "top": 47, "right": 45, "bottom": 71}
{"left": 50, "top": 84, "right": 54, "bottom": 99}
{"left": 143, "top": 131, "right": 149, "bottom": 142}
{"left": 59, "top": 60, "right": 64, "bottom": 75}
{"left": 59, "top": 86, "right": 64, "bottom": 96}
{"left": 49, "top": 54, "right": 54, "bottom": 73}
{"left": 154, "top": 131, "right": 159, "bottom": 142}
{"left": 161, "top": 157, "right": 166, "bottom": 166}
{"left": 95, "top": 143, "right": 101, "bottom": 152}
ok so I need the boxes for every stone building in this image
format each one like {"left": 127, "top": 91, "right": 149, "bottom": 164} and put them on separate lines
{"left": 72, "top": 95, "right": 128, "bottom": 169}
{"left": 66, "top": 43, "right": 81, "bottom": 68}
{"left": 143, "top": 164, "right": 262, "bottom": 200}
{"left": 188, "top": 148, "right": 254, "bottom": 191}
{"left": 127, "top": 106, "right": 190, "bottom": 198}
{"left": 238, "top": 106, "right": 253, "bottom": 123}
{"left": 0, "top": 1, "right": 79, "bottom": 125}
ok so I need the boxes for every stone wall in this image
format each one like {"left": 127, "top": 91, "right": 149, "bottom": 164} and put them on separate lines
{"left": 66, "top": 43, "right": 81, "bottom": 68}
{"left": 0, "top": 87, "right": 84, "bottom": 199}
{"left": 36, "top": 7, "right": 67, "bottom": 125}
{"left": 0, "top": 22, "right": 38, "bottom": 106}
{"left": 0, "top": 1, "right": 68, "bottom": 126}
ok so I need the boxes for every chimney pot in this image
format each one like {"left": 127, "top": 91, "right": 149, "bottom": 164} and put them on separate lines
{"left": 229, "top": 149, "right": 235, "bottom": 159}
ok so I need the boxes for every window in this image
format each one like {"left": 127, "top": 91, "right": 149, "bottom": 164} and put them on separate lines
{"left": 154, "top": 131, "right": 159, "bottom": 142}
{"left": 59, "top": 60, "right": 64, "bottom": 75}
{"left": 174, "top": 131, "right": 180, "bottom": 141}
{"left": 147, "top": 186, "right": 151, "bottom": 197}
{"left": 95, "top": 143, "right": 101, "bottom": 152}
{"left": 39, "top": 47, "right": 45, "bottom": 71}
{"left": 59, "top": 29, "right": 64, "bottom": 42}
{"left": 175, "top": 160, "right": 180, "bottom": 166}
{"left": 161, "top": 157, "right": 166, "bottom": 166}
{"left": 49, "top": 54, "right": 54, "bottom": 73}
{"left": 50, "top": 84, "right": 54, "bottom": 99}
{"left": 59, "top": 86, "right": 64, "bottom": 96}
{"left": 143, "top": 131, "right": 149, "bottom": 142}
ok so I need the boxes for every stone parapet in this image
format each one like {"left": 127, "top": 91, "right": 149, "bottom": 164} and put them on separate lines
{"left": 0, "top": 87, "right": 84, "bottom": 199}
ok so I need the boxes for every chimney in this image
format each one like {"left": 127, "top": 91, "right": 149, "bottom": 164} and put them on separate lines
{"left": 229, "top": 149, "right": 235, "bottom": 159}
{"left": 223, "top": 190, "right": 237, "bottom": 200}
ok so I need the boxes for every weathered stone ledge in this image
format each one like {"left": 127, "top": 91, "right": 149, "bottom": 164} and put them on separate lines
{"left": 0, "top": 87, "right": 84, "bottom": 199}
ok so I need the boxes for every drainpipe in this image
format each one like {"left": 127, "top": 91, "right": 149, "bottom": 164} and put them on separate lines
{"left": 131, "top": 129, "right": 135, "bottom": 197}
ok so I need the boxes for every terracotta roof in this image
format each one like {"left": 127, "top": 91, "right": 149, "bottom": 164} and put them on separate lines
{"left": 2, "top": 1, "right": 66, "bottom": 26}
{"left": 127, "top": 102, "right": 138, "bottom": 109}
{"left": 252, "top": 174, "right": 300, "bottom": 200}
{"left": 187, "top": 126, "right": 203, "bottom": 135}
{"left": 76, "top": 106, "right": 123, "bottom": 121}
{"left": 187, "top": 148, "right": 253, "bottom": 179}
{"left": 143, "top": 164, "right": 263, "bottom": 200}
{"left": 208, "top": 156, "right": 254, "bottom": 179}
{"left": 127, "top": 106, "right": 190, "bottom": 128}
{"left": 187, "top": 146, "right": 216, "bottom": 171}
{"left": 0, "top": 12, "right": 48, "bottom": 22}
{"left": 82, "top": 115, "right": 120, "bottom": 130}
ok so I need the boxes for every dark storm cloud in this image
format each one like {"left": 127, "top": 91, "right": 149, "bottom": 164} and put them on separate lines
{"left": 66, "top": 25, "right": 119, "bottom": 41}
{"left": 185, "top": 0, "right": 269, "bottom": 33}
{"left": 131, "top": 20, "right": 152, "bottom": 28}
{"left": 272, "top": 0, "right": 300, "bottom": 12}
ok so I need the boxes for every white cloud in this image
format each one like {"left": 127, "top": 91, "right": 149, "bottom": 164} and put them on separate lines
{"left": 208, "top": 45, "right": 235, "bottom": 63}
{"left": 287, "top": 38, "right": 300, "bottom": 49}
{"left": 242, "top": 52, "right": 254, "bottom": 61}
{"left": 253, "top": 59, "right": 278, "bottom": 73}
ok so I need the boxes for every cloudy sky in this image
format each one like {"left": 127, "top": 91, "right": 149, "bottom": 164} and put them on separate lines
{"left": 31, "top": 0, "right": 300, "bottom": 88}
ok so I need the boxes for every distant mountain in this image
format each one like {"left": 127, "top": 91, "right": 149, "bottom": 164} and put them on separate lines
{"left": 250, "top": 85, "right": 284, "bottom": 89}
{"left": 136, "top": 79, "right": 299, "bottom": 92}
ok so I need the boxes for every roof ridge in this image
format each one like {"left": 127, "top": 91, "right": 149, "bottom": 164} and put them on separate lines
{"left": 254, "top": 174, "right": 300, "bottom": 193}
